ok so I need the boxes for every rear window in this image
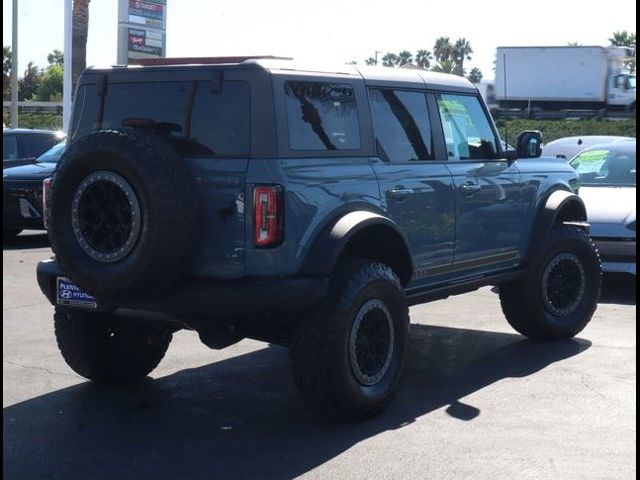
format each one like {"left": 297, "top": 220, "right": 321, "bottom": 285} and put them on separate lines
{"left": 284, "top": 81, "right": 360, "bottom": 151}
{"left": 74, "top": 80, "right": 251, "bottom": 157}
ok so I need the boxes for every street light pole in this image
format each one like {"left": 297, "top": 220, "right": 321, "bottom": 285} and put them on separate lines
{"left": 10, "top": 0, "right": 18, "bottom": 128}
{"left": 63, "top": 0, "right": 73, "bottom": 132}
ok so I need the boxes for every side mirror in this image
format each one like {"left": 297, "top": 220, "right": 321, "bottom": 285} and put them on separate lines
{"left": 516, "top": 130, "right": 543, "bottom": 158}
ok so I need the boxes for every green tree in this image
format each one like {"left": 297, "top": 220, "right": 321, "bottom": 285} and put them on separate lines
{"left": 72, "top": 0, "right": 91, "bottom": 94}
{"left": 467, "top": 67, "right": 483, "bottom": 83}
{"left": 432, "top": 59, "right": 456, "bottom": 74}
{"left": 452, "top": 38, "right": 473, "bottom": 76}
{"left": 3, "top": 45, "right": 11, "bottom": 100}
{"left": 18, "top": 61, "right": 42, "bottom": 100}
{"left": 397, "top": 50, "right": 413, "bottom": 66}
{"left": 47, "top": 49, "right": 64, "bottom": 66}
{"left": 433, "top": 37, "right": 453, "bottom": 62}
{"left": 609, "top": 30, "right": 636, "bottom": 72}
{"left": 36, "top": 64, "right": 63, "bottom": 101}
{"left": 415, "top": 49, "right": 432, "bottom": 70}
{"left": 365, "top": 57, "right": 377, "bottom": 66}
{"left": 382, "top": 53, "right": 400, "bottom": 67}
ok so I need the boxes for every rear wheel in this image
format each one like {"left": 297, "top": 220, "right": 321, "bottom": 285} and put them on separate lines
{"left": 290, "top": 260, "right": 409, "bottom": 420}
{"left": 499, "top": 225, "right": 601, "bottom": 339}
{"left": 54, "top": 307, "right": 173, "bottom": 383}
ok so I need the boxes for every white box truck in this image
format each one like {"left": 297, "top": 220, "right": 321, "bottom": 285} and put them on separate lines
{"left": 495, "top": 46, "right": 636, "bottom": 110}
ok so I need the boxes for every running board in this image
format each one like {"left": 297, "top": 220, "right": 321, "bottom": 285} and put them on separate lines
{"left": 405, "top": 269, "right": 523, "bottom": 306}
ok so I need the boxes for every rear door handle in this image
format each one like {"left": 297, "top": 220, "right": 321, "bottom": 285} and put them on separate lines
{"left": 387, "top": 188, "right": 414, "bottom": 199}
{"left": 458, "top": 182, "right": 481, "bottom": 195}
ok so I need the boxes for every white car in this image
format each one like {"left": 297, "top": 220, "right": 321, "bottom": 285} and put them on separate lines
{"left": 570, "top": 141, "right": 636, "bottom": 275}
{"left": 544, "top": 135, "right": 634, "bottom": 161}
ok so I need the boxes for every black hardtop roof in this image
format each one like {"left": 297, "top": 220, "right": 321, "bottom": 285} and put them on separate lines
{"left": 83, "top": 56, "right": 475, "bottom": 91}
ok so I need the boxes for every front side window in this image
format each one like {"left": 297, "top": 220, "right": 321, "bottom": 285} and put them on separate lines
{"left": 284, "top": 81, "right": 360, "bottom": 151}
{"left": 436, "top": 94, "right": 498, "bottom": 161}
{"left": 369, "top": 88, "right": 433, "bottom": 162}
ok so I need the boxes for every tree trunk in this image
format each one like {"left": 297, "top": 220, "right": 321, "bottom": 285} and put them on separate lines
{"left": 72, "top": 0, "right": 90, "bottom": 96}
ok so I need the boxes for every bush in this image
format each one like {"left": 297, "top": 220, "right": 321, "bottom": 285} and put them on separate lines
{"left": 495, "top": 119, "right": 636, "bottom": 146}
{"left": 3, "top": 111, "right": 62, "bottom": 130}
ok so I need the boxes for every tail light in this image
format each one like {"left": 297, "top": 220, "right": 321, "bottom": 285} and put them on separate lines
{"left": 42, "top": 177, "right": 52, "bottom": 229}
{"left": 253, "top": 185, "right": 283, "bottom": 247}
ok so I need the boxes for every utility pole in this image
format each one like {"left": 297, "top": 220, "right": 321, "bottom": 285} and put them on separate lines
{"left": 375, "top": 51, "right": 383, "bottom": 66}
{"left": 10, "top": 0, "right": 18, "bottom": 128}
{"left": 63, "top": 0, "right": 73, "bottom": 131}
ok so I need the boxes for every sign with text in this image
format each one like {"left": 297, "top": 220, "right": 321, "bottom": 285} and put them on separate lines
{"left": 118, "top": 0, "right": 166, "bottom": 64}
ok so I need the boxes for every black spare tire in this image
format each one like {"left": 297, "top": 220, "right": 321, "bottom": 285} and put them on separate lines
{"left": 48, "top": 129, "right": 200, "bottom": 301}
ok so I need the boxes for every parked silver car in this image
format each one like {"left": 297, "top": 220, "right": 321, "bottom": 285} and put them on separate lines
{"left": 544, "top": 135, "right": 634, "bottom": 160}
{"left": 570, "top": 141, "right": 636, "bottom": 275}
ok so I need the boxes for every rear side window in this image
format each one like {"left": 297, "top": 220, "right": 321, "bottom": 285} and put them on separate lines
{"left": 18, "top": 134, "right": 60, "bottom": 158}
{"left": 284, "top": 81, "right": 360, "bottom": 151}
{"left": 369, "top": 88, "right": 433, "bottom": 162}
{"left": 3, "top": 135, "right": 18, "bottom": 160}
{"left": 436, "top": 94, "right": 498, "bottom": 160}
{"left": 100, "top": 80, "right": 250, "bottom": 157}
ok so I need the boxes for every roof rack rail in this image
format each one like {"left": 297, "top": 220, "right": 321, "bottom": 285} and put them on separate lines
{"left": 129, "top": 55, "right": 293, "bottom": 66}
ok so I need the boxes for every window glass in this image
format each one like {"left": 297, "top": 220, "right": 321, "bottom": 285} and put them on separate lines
{"left": 101, "top": 80, "right": 250, "bottom": 156}
{"left": 436, "top": 94, "right": 498, "bottom": 160}
{"left": 3, "top": 135, "right": 18, "bottom": 160}
{"left": 285, "top": 81, "right": 360, "bottom": 151}
{"left": 36, "top": 141, "right": 66, "bottom": 163}
{"left": 570, "top": 148, "right": 636, "bottom": 186}
{"left": 19, "top": 134, "right": 60, "bottom": 158}
{"left": 369, "top": 88, "right": 433, "bottom": 162}
{"left": 70, "top": 84, "right": 99, "bottom": 140}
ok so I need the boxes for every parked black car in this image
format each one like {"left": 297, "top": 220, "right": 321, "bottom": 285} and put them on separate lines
{"left": 3, "top": 141, "right": 65, "bottom": 239}
{"left": 3, "top": 128, "right": 65, "bottom": 168}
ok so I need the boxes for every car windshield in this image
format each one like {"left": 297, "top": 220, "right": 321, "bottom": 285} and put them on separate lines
{"left": 36, "top": 141, "right": 66, "bottom": 163}
{"left": 570, "top": 146, "right": 636, "bottom": 187}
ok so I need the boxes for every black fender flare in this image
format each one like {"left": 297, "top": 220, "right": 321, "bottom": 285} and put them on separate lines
{"left": 524, "top": 189, "right": 588, "bottom": 264}
{"left": 300, "top": 211, "right": 413, "bottom": 285}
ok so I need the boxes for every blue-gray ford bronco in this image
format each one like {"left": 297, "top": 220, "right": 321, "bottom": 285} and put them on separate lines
{"left": 38, "top": 57, "right": 601, "bottom": 420}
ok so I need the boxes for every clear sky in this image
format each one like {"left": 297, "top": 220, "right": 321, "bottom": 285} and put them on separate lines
{"left": 3, "top": 0, "right": 637, "bottom": 81}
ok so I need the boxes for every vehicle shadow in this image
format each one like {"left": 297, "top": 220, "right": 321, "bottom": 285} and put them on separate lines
{"left": 3, "top": 325, "right": 591, "bottom": 480}
{"left": 2, "top": 232, "right": 50, "bottom": 251}
{"left": 599, "top": 273, "right": 636, "bottom": 306}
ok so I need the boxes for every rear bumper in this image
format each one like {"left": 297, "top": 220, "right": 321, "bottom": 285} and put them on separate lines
{"left": 37, "top": 259, "right": 329, "bottom": 318}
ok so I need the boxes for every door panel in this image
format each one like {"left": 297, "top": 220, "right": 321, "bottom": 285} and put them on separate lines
{"left": 368, "top": 88, "right": 455, "bottom": 281}
{"left": 435, "top": 93, "right": 525, "bottom": 271}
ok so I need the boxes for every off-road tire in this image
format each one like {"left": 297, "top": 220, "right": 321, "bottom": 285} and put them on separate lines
{"left": 54, "top": 307, "right": 172, "bottom": 383}
{"left": 290, "top": 260, "right": 409, "bottom": 420}
{"left": 499, "top": 225, "right": 601, "bottom": 340}
{"left": 48, "top": 129, "right": 200, "bottom": 301}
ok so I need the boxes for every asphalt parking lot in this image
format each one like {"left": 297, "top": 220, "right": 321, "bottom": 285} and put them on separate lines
{"left": 3, "top": 232, "right": 636, "bottom": 480}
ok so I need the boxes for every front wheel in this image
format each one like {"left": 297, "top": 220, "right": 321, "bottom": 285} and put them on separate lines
{"left": 290, "top": 261, "right": 409, "bottom": 420}
{"left": 499, "top": 225, "right": 601, "bottom": 340}
{"left": 54, "top": 307, "right": 173, "bottom": 383}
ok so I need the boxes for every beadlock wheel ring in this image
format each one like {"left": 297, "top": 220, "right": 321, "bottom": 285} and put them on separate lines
{"left": 541, "top": 252, "right": 586, "bottom": 317}
{"left": 349, "top": 299, "right": 395, "bottom": 386}
{"left": 71, "top": 170, "right": 141, "bottom": 263}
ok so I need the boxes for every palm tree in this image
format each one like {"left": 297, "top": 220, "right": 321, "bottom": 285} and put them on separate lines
{"left": 381, "top": 53, "right": 399, "bottom": 67}
{"left": 433, "top": 37, "right": 452, "bottom": 62}
{"left": 452, "top": 38, "right": 473, "bottom": 76}
{"left": 609, "top": 31, "right": 635, "bottom": 48}
{"left": 415, "top": 49, "right": 432, "bottom": 70}
{"left": 398, "top": 50, "right": 413, "bottom": 66}
{"left": 72, "top": 0, "right": 91, "bottom": 94}
{"left": 467, "top": 67, "right": 483, "bottom": 84}
{"left": 431, "top": 59, "right": 456, "bottom": 74}
{"left": 365, "top": 57, "right": 377, "bottom": 66}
